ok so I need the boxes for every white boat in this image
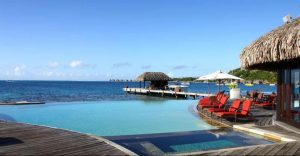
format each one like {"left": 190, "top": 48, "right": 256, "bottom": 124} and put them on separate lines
{"left": 181, "top": 82, "right": 190, "bottom": 85}
{"left": 167, "top": 85, "right": 189, "bottom": 92}
{"left": 269, "top": 83, "right": 276, "bottom": 86}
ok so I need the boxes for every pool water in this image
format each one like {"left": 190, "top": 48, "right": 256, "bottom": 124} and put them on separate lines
{"left": 0, "top": 100, "right": 216, "bottom": 136}
{"left": 107, "top": 128, "right": 274, "bottom": 155}
{"left": 0, "top": 99, "right": 275, "bottom": 155}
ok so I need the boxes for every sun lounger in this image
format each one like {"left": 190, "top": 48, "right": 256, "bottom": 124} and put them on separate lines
{"left": 214, "top": 100, "right": 253, "bottom": 122}
{"left": 206, "top": 99, "right": 241, "bottom": 116}
{"left": 198, "top": 96, "right": 228, "bottom": 109}
{"left": 198, "top": 92, "right": 224, "bottom": 106}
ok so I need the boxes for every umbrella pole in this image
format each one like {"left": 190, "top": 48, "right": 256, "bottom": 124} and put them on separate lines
{"left": 208, "top": 83, "right": 210, "bottom": 94}
{"left": 218, "top": 80, "right": 220, "bottom": 92}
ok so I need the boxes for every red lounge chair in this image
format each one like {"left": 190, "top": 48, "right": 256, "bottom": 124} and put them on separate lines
{"left": 214, "top": 100, "right": 253, "bottom": 122}
{"left": 252, "top": 92, "right": 266, "bottom": 105}
{"left": 254, "top": 95, "right": 276, "bottom": 109}
{"left": 199, "top": 96, "right": 228, "bottom": 109}
{"left": 198, "top": 92, "right": 223, "bottom": 106}
{"left": 206, "top": 99, "right": 241, "bottom": 116}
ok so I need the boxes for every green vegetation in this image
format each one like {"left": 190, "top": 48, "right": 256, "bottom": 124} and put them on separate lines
{"left": 172, "top": 68, "right": 277, "bottom": 83}
{"left": 228, "top": 68, "right": 276, "bottom": 83}
{"left": 172, "top": 77, "right": 197, "bottom": 82}
{"left": 227, "top": 83, "right": 237, "bottom": 89}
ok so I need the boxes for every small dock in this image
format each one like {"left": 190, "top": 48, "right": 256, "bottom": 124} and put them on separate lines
{"left": 123, "top": 88, "right": 213, "bottom": 99}
{"left": 0, "top": 121, "right": 135, "bottom": 155}
{"left": 0, "top": 101, "right": 45, "bottom": 105}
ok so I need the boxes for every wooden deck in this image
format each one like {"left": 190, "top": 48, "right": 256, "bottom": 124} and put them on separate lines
{"left": 0, "top": 121, "right": 135, "bottom": 155}
{"left": 189, "top": 141, "right": 300, "bottom": 155}
{"left": 194, "top": 105, "right": 300, "bottom": 155}
{"left": 124, "top": 88, "right": 212, "bottom": 99}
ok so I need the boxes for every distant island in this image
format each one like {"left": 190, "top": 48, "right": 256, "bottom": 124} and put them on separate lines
{"left": 172, "top": 68, "right": 277, "bottom": 84}
{"left": 228, "top": 68, "right": 276, "bottom": 83}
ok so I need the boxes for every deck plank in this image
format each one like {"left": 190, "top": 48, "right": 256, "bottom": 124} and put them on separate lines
{"left": 284, "top": 142, "right": 300, "bottom": 156}
{"left": 0, "top": 121, "right": 131, "bottom": 155}
{"left": 258, "top": 144, "right": 281, "bottom": 155}
{"left": 198, "top": 142, "right": 300, "bottom": 156}
{"left": 275, "top": 142, "right": 297, "bottom": 155}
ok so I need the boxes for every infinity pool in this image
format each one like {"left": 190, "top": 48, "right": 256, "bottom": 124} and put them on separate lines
{"left": 0, "top": 100, "right": 276, "bottom": 155}
{"left": 0, "top": 100, "right": 216, "bottom": 136}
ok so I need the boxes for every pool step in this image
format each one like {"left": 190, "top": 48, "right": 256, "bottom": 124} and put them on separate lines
{"left": 140, "top": 142, "right": 165, "bottom": 155}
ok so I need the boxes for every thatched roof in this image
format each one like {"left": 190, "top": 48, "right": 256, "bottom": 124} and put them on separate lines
{"left": 240, "top": 17, "right": 300, "bottom": 70}
{"left": 136, "top": 72, "right": 171, "bottom": 81}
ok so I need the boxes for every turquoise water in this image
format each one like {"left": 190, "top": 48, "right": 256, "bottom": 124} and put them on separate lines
{"left": 170, "top": 140, "right": 237, "bottom": 152}
{"left": 0, "top": 100, "right": 215, "bottom": 136}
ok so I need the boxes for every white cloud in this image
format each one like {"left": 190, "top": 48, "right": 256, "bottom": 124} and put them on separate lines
{"left": 43, "top": 71, "right": 54, "bottom": 77}
{"left": 48, "top": 61, "right": 60, "bottom": 68}
{"left": 106, "top": 73, "right": 112, "bottom": 77}
{"left": 69, "top": 60, "right": 84, "bottom": 68}
{"left": 14, "top": 65, "right": 26, "bottom": 76}
{"left": 112, "top": 62, "right": 131, "bottom": 68}
{"left": 141, "top": 65, "right": 152, "bottom": 69}
{"left": 173, "top": 65, "right": 188, "bottom": 70}
{"left": 167, "top": 72, "right": 174, "bottom": 78}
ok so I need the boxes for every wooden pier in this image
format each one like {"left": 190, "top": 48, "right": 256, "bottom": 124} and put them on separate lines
{"left": 0, "top": 101, "right": 45, "bottom": 105}
{"left": 123, "top": 88, "right": 213, "bottom": 99}
{"left": 0, "top": 121, "right": 135, "bottom": 155}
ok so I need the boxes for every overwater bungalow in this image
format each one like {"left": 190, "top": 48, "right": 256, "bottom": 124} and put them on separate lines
{"left": 240, "top": 16, "right": 300, "bottom": 128}
{"left": 125, "top": 72, "right": 211, "bottom": 98}
{"left": 136, "top": 72, "right": 171, "bottom": 89}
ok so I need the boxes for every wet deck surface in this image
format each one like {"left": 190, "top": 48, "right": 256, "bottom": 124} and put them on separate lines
{"left": 0, "top": 121, "right": 131, "bottom": 155}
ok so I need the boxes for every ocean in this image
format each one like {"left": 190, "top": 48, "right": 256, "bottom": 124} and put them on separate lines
{"left": 0, "top": 81, "right": 276, "bottom": 102}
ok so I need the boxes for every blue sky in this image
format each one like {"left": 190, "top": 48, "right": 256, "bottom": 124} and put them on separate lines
{"left": 0, "top": 0, "right": 299, "bottom": 80}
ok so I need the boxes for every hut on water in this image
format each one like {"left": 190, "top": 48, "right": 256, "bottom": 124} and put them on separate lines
{"left": 137, "top": 72, "right": 171, "bottom": 89}
{"left": 240, "top": 16, "right": 300, "bottom": 128}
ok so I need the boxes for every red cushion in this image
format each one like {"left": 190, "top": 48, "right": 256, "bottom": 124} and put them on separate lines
{"left": 206, "top": 108, "right": 225, "bottom": 113}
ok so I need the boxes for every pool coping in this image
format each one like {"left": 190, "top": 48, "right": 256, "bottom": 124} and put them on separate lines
{"left": 173, "top": 141, "right": 296, "bottom": 156}
{"left": 233, "top": 124, "right": 297, "bottom": 142}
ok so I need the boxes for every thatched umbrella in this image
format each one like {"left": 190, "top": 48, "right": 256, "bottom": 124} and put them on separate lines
{"left": 240, "top": 17, "right": 300, "bottom": 70}
{"left": 136, "top": 72, "right": 171, "bottom": 88}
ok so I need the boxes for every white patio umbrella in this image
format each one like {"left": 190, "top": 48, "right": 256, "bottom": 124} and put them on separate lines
{"left": 197, "top": 70, "right": 243, "bottom": 92}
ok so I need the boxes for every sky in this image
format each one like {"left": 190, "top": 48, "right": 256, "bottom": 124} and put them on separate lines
{"left": 0, "top": 0, "right": 299, "bottom": 81}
